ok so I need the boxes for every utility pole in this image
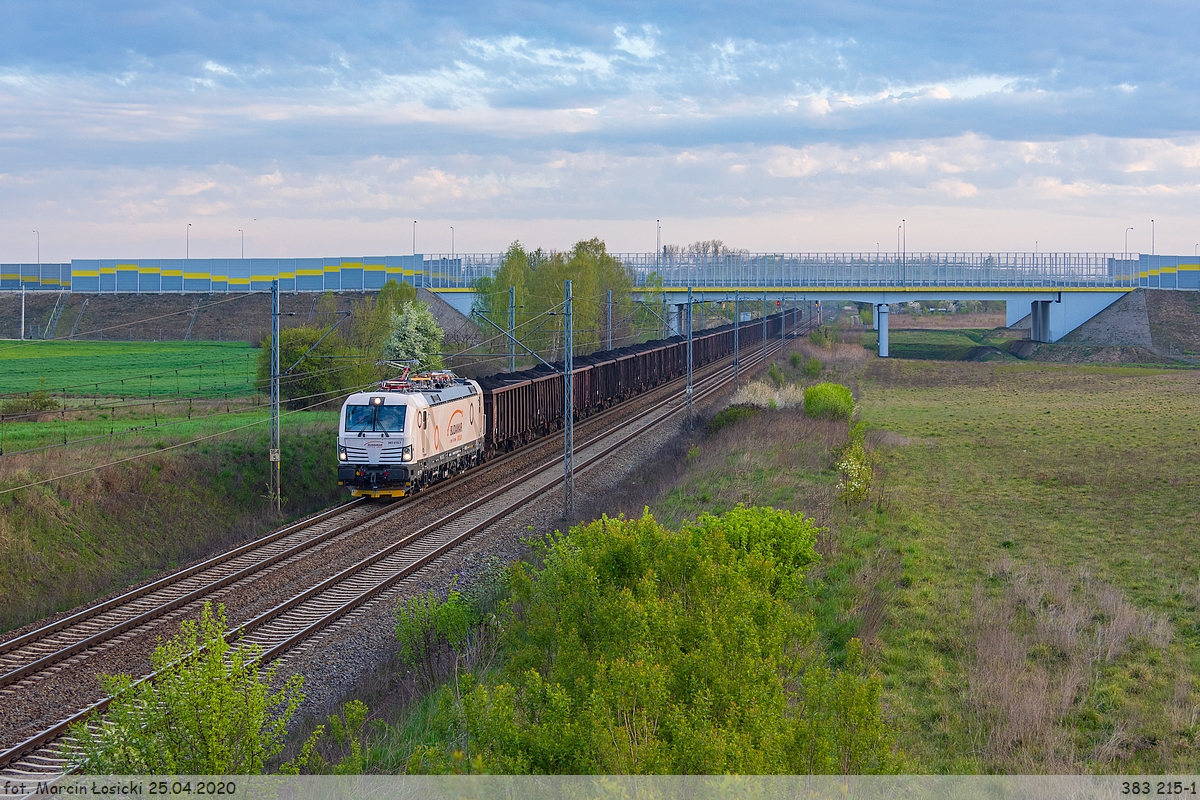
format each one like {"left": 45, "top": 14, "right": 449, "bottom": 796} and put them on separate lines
{"left": 606, "top": 288, "right": 612, "bottom": 351}
{"left": 686, "top": 286, "right": 693, "bottom": 428}
{"left": 269, "top": 280, "right": 281, "bottom": 513}
{"left": 733, "top": 290, "right": 740, "bottom": 388}
{"left": 563, "top": 280, "right": 574, "bottom": 518}
{"left": 509, "top": 285, "right": 516, "bottom": 372}
{"left": 762, "top": 290, "right": 767, "bottom": 366}
{"left": 780, "top": 296, "right": 785, "bottom": 351}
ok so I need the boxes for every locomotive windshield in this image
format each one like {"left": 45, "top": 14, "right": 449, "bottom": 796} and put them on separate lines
{"left": 344, "top": 404, "right": 406, "bottom": 433}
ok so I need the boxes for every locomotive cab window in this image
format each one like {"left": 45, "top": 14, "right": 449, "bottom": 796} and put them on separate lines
{"left": 344, "top": 404, "right": 406, "bottom": 433}
{"left": 376, "top": 405, "right": 406, "bottom": 432}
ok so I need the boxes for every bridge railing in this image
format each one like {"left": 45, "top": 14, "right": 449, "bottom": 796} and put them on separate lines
{"left": 612, "top": 252, "right": 1146, "bottom": 290}
{"left": 5, "top": 253, "right": 1198, "bottom": 292}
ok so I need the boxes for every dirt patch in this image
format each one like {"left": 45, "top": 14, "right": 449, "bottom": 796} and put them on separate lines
{"left": 870, "top": 431, "right": 912, "bottom": 448}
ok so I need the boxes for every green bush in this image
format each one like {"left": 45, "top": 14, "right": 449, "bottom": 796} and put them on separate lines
{"left": 804, "top": 382, "right": 854, "bottom": 421}
{"left": 809, "top": 326, "right": 841, "bottom": 348}
{"left": 859, "top": 305, "right": 873, "bottom": 326}
{"left": 836, "top": 428, "right": 874, "bottom": 505}
{"left": 767, "top": 362, "right": 785, "bottom": 387}
{"left": 1, "top": 384, "right": 59, "bottom": 417}
{"left": 803, "top": 356, "right": 823, "bottom": 378}
{"left": 789, "top": 352, "right": 803, "bottom": 368}
{"left": 405, "top": 508, "right": 899, "bottom": 774}
{"left": 708, "top": 404, "right": 760, "bottom": 434}
{"left": 396, "top": 589, "right": 474, "bottom": 689}
{"left": 69, "top": 603, "right": 315, "bottom": 774}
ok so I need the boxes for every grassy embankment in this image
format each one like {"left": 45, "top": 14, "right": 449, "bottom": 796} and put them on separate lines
{"left": 0, "top": 340, "right": 343, "bottom": 632}
{"left": 860, "top": 328, "right": 1021, "bottom": 361}
{"left": 650, "top": 344, "right": 1199, "bottom": 772}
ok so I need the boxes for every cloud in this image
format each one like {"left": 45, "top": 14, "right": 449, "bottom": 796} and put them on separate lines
{"left": 614, "top": 26, "right": 659, "bottom": 60}
{"left": 1, "top": 2, "right": 1199, "bottom": 257}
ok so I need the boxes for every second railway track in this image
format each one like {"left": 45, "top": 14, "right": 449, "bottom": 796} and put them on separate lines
{"left": 0, "top": 333, "right": 794, "bottom": 776}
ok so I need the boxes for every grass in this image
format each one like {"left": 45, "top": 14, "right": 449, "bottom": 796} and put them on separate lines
{"left": 0, "top": 416, "right": 343, "bottom": 632}
{"left": 860, "top": 328, "right": 1020, "bottom": 361}
{"left": 0, "top": 399, "right": 319, "bottom": 455}
{"left": 0, "top": 337, "right": 346, "bottom": 631}
{"left": 0, "top": 340, "right": 259, "bottom": 397}
{"left": 647, "top": 350, "right": 1200, "bottom": 772}
{"left": 856, "top": 359, "right": 1200, "bottom": 771}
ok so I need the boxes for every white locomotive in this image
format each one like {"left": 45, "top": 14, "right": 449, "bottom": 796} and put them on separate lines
{"left": 336, "top": 370, "right": 485, "bottom": 498}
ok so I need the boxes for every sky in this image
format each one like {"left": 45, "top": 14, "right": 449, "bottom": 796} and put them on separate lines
{"left": 2, "top": 0, "right": 1199, "bottom": 261}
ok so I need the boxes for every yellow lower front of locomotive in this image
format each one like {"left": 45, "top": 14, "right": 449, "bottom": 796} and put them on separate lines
{"left": 349, "top": 485, "right": 408, "bottom": 499}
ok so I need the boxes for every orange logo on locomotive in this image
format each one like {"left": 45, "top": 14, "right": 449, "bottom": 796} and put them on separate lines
{"left": 447, "top": 409, "right": 464, "bottom": 443}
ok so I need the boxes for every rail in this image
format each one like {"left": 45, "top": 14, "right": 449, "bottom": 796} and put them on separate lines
{"left": 0, "top": 326, "right": 798, "bottom": 776}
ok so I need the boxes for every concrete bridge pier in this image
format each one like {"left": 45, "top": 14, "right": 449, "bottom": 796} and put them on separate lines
{"left": 877, "top": 304, "right": 889, "bottom": 357}
{"left": 1030, "top": 300, "right": 1052, "bottom": 343}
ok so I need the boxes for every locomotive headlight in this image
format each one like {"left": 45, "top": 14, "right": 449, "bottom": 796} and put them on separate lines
{"left": 338, "top": 445, "right": 348, "bottom": 462}
{"left": 401, "top": 444, "right": 413, "bottom": 462}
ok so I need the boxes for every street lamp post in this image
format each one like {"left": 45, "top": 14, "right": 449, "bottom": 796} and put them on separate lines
{"left": 1151, "top": 219, "right": 1155, "bottom": 256}
{"left": 656, "top": 219, "right": 661, "bottom": 278}
{"left": 896, "top": 225, "right": 902, "bottom": 283}
{"left": 412, "top": 221, "right": 417, "bottom": 255}
{"left": 1125, "top": 227, "right": 1134, "bottom": 261}
{"left": 239, "top": 229, "right": 244, "bottom": 259}
{"left": 450, "top": 226, "right": 454, "bottom": 259}
{"left": 23, "top": 230, "right": 37, "bottom": 340}
{"left": 186, "top": 223, "right": 192, "bottom": 259}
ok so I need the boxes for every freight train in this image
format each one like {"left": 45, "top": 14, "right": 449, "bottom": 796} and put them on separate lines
{"left": 337, "top": 310, "right": 795, "bottom": 498}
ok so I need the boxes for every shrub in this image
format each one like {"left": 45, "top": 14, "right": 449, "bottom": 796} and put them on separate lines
{"left": 767, "top": 362, "right": 785, "bottom": 387}
{"left": 1, "top": 388, "right": 59, "bottom": 417}
{"left": 835, "top": 428, "right": 873, "bottom": 505}
{"left": 708, "top": 404, "right": 760, "bottom": 434}
{"left": 803, "top": 382, "right": 854, "bottom": 421}
{"left": 803, "top": 356, "right": 823, "bottom": 378}
{"left": 789, "top": 352, "right": 803, "bottom": 368}
{"left": 406, "top": 508, "right": 899, "bottom": 774}
{"left": 859, "top": 305, "right": 873, "bottom": 326}
{"left": 68, "top": 603, "right": 314, "bottom": 774}
{"left": 809, "top": 329, "right": 828, "bottom": 347}
{"left": 396, "top": 589, "right": 474, "bottom": 689}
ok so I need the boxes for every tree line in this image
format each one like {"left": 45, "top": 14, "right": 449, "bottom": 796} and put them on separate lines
{"left": 254, "top": 279, "right": 446, "bottom": 408}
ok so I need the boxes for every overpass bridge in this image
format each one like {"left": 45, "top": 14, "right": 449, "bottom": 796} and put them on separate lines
{"left": 5, "top": 252, "right": 1197, "bottom": 355}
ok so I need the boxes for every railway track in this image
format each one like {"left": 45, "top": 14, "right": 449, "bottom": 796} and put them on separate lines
{"left": 0, "top": 333, "right": 793, "bottom": 777}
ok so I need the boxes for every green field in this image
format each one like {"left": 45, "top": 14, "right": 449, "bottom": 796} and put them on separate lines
{"left": 652, "top": 350, "right": 1200, "bottom": 772}
{"left": 0, "top": 340, "right": 347, "bottom": 631}
{"left": 0, "top": 340, "right": 273, "bottom": 455}
{"left": 0, "top": 340, "right": 259, "bottom": 397}
{"left": 858, "top": 328, "right": 1020, "bottom": 361}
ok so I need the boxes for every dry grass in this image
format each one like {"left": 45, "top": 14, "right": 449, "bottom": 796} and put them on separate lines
{"left": 731, "top": 380, "right": 807, "bottom": 409}
{"left": 967, "top": 562, "right": 1177, "bottom": 771}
